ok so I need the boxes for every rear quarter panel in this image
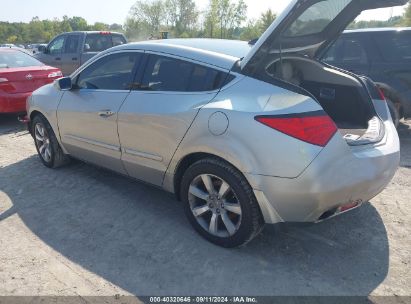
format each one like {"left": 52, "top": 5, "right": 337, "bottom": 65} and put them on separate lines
{"left": 164, "top": 75, "right": 325, "bottom": 192}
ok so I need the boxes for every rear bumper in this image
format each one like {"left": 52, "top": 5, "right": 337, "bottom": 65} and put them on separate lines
{"left": 0, "top": 92, "right": 31, "bottom": 113}
{"left": 247, "top": 120, "right": 400, "bottom": 224}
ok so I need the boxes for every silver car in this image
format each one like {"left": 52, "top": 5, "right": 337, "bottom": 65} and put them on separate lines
{"left": 27, "top": 0, "right": 405, "bottom": 247}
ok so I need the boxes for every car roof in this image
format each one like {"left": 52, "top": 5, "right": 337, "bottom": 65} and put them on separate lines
{"left": 344, "top": 27, "right": 411, "bottom": 34}
{"left": 107, "top": 39, "right": 251, "bottom": 70}
{"left": 64, "top": 31, "right": 125, "bottom": 35}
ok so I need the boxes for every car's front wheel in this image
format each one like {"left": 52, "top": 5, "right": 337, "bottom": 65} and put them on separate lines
{"left": 32, "top": 115, "right": 70, "bottom": 168}
{"left": 180, "top": 158, "right": 264, "bottom": 248}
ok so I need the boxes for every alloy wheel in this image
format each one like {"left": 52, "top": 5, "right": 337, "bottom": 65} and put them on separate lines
{"left": 188, "top": 174, "right": 242, "bottom": 238}
{"left": 34, "top": 122, "right": 52, "bottom": 163}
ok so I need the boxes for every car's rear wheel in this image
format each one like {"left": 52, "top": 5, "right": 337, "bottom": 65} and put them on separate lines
{"left": 386, "top": 98, "right": 401, "bottom": 128}
{"left": 32, "top": 115, "right": 70, "bottom": 168}
{"left": 180, "top": 158, "right": 264, "bottom": 248}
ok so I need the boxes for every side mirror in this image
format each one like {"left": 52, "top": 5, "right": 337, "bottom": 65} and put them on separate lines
{"left": 84, "top": 44, "right": 91, "bottom": 52}
{"left": 37, "top": 45, "right": 46, "bottom": 53}
{"left": 55, "top": 77, "right": 72, "bottom": 91}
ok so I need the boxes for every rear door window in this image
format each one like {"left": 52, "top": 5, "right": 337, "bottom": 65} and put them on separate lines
{"left": 113, "top": 34, "right": 127, "bottom": 47}
{"left": 374, "top": 31, "right": 411, "bottom": 62}
{"left": 64, "top": 35, "right": 80, "bottom": 54}
{"left": 84, "top": 34, "right": 112, "bottom": 52}
{"left": 340, "top": 38, "right": 368, "bottom": 65}
{"left": 140, "top": 54, "right": 231, "bottom": 92}
{"left": 323, "top": 37, "right": 368, "bottom": 65}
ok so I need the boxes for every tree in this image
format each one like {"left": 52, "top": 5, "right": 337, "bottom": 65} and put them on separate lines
{"left": 129, "top": 0, "right": 165, "bottom": 35}
{"left": 402, "top": 2, "right": 411, "bottom": 26}
{"left": 165, "top": 0, "right": 199, "bottom": 37}
{"left": 259, "top": 9, "right": 276, "bottom": 33}
{"left": 204, "top": 0, "right": 247, "bottom": 39}
{"left": 68, "top": 17, "right": 88, "bottom": 31}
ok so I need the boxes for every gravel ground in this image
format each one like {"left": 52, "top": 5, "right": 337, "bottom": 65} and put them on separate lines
{"left": 0, "top": 114, "right": 410, "bottom": 297}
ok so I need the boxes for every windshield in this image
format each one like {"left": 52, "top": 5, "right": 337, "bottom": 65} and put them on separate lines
{"left": 284, "top": 0, "right": 352, "bottom": 37}
{"left": 0, "top": 50, "right": 43, "bottom": 68}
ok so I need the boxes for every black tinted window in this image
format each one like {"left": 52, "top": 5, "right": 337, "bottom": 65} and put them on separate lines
{"left": 49, "top": 36, "right": 65, "bottom": 55}
{"left": 340, "top": 39, "right": 368, "bottom": 64}
{"left": 375, "top": 31, "right": 411, "bottom": 62}
{"left": 65, "top": 35, "right": 80, "bottom": 54}
{"left": 76, "top": 52, "right": 141, "bottom": 90}
{"left": 84, "top": 34, "right": 112, "bottom": 52}
{"left": 323, "top": 37, "right": 368, "bottom": 65}
{"left": 141, "top": 55, "right": 230, "bottom": 92}
{"left": 284, "top": 0, "right": 352, "bottom": 37}
{"left": 113, "top": 35, "right": 127, "bottom": 47}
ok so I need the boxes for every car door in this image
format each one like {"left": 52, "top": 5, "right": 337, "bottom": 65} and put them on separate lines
{"left": 57, "top": 51, "right": 143, "bottom": 174}
{"left": 118, "top": 53, "right": 230, "bottom": 186}
{"left": 37, "top": 35, "right": 66, "bottom": 70}
{"left": 60, "top": 34, "right": 81, "bottom": 75}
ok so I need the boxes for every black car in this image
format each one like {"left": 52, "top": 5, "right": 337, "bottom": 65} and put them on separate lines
{"left": 321, "top": 27, "right": 411, "bottom": 127}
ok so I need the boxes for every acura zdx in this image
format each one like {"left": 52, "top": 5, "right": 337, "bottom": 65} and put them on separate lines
{"left": 27, "top": 0, "right": 405, "bottom": 247}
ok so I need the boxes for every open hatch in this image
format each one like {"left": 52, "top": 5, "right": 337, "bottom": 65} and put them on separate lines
{"left": 241, "top": 0, "right": 407, "bottom": 145}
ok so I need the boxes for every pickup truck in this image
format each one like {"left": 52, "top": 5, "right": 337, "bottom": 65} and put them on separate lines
{"left": 34, "top": 31, "right": 127, "bottom": 75}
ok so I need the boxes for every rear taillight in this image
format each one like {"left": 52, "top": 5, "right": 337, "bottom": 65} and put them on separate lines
{"left": 0, "top": 77, "right": 8, "bottom": 83}
{"left": 48, "top": 71, "right": 63, "bottom": 78}
{"left": 255, "top": 111, "right": 337, "bottom": 147}
{"left": 377, "top": 88, "right": 386, "bottom": 101}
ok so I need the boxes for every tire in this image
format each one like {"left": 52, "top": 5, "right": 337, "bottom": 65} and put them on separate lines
{"left": 180, "top": 158, "right": 264, "bottom": 248}
{"left": 386, "top": 99, "right": 400, "bottom": 128}
{"left": 32, "top": 115, "right": 70, "bottom": 168}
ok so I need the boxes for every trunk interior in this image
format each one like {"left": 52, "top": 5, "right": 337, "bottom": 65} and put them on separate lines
{"left": 266, "top": 56, "right": 378, "bottom": 141}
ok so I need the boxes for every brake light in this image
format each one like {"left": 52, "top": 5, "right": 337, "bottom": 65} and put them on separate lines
{"left": 377, "top": 88, "right": 386, "bottom": 101}
{"left": 255, "top": 112, "right": 337, "bottom": 147}
{"left": 100, "top": 31, "right": 111, "bottom": 35}
{"left": 48, "top": 71, "right": 63, "bottom": 78}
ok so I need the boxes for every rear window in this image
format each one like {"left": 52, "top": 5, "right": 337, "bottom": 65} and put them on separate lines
{"left": 374, "top": 31, "right": 411, "bottom": 62}
{"left": 84, "top": 34, "right": 112, "bottom": 52}
{"left": 0, "top": 51, "right": 43, "bottom": 68}
{"left": 113, "top": 35, "right": 127, "bottom": 47}
{"left": 141, "top": 54, "right": 232, "bottom": 92}
{"left": 284, "top": 0, "right": 352, "bottom": 37}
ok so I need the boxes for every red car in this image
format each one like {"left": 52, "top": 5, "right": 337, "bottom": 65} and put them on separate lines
{"left": 0, "top": 48, "right": 62, "bottom": 113}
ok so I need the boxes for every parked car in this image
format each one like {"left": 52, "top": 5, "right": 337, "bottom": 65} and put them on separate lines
{"left": 0, "top": 44, "right": 16, "bottom": 48}
{"left": 0, "top": 48, "right": 62, "bottom": 114}
{"left": 34, "top": 31, "right": 127, "bottom": 76}
{"left": 321, "top": 27, "right": 411, "bottom": 127}
{"left": 28, "top": 43, "right": 48, "bottom": 55}
{"left": 27, "top": 0, "right": 404, "bottom": 247}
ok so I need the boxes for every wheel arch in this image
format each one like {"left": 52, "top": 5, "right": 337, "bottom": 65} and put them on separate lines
{"left": 172, "top": 152, "right": 249, "bottom": 202}
{"left": 375, "top": 82, "right": 404, "bottom": 118}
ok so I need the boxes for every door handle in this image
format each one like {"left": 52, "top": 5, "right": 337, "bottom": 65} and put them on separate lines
{"left": 72, "top": 57, "right": 78, "bottom": 61}
{"left": 98, "top": 110, "right": 115, "bottom": 118}
{"left": 55, "top": 57, "right": 61, "bottom": 61}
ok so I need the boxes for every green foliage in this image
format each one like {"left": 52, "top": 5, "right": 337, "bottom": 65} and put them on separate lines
{"left": 1, "top": 1, "right": 410, "bottom": 44}
{"left": 402, "top": 3, "right": 411, "bottom": 26}
{"left": 0, "top": 16, "right": 121, "bottom": 44}
{"left": 240, "top": 9, "right": 277, "bottom": 41}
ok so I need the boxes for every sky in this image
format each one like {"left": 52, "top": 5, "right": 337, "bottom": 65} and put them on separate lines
{"left": 0, "top": 0, "right": 407, "bottom": 25}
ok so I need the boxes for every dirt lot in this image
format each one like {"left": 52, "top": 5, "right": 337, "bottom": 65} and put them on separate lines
{"left": 0, "top": 114, "right": 410, "bottom": 297}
